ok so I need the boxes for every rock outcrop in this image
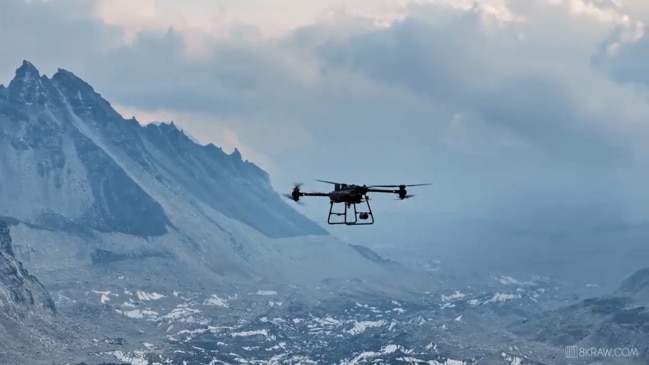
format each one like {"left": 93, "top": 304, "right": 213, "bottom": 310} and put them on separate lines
{"left": 0, "top": 219, "right": 56, "bottom": 319}
{"left": 0, "top": 219, "right": 62, "bottom": 364}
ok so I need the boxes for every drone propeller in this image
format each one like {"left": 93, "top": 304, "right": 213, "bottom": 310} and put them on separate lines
{"left": 396, "top": 194, "right": 416, "bottom": 200}
{"left": 283, "top": 183, "right": 306, "bottom": 205}
{"left": 316, "top": 179, "right": 340, "bottom": 185}
{"left": 370, "top": 183, "right": 432, "bottom": 188}
{"left": 283, "top": 193, "right": 305, "bottom": 205}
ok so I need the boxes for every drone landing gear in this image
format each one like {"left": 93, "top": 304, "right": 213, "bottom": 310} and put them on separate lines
{"left": 327, "top": 196, "right": 374, "bottom": 225}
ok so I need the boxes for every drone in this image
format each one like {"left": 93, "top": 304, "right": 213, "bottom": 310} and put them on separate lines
{"left": 283, "top": 179, "right": 431, "bottom": 225}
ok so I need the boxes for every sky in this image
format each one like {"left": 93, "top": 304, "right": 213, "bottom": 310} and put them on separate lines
{"left": 1, "top": 0, "right": 649, "bottom": 251}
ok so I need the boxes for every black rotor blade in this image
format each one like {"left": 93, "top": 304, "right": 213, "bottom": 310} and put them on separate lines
{"left": 395, "top": 194, "right": 416, "bottom": 200}
{"left": 282, "top": 193, "right": 305, "bottom": 205}
{"left": 316, "top": 179, "right": 342, "bottom": 185}
{"left": 371, "top": 183, "right": 432, "bottom": 188}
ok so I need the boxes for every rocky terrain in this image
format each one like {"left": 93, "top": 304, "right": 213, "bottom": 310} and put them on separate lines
{"left": 0, "top": 220, "right": 83, "bottom": 364}
{"left": 0, "top": 61, "right": 646, "bottom": 364}
{"left": 510, "top": 268, "right": 649, "bottom": 364}
{"left": 4, "top": 212, "right": 647, "bottom": 364}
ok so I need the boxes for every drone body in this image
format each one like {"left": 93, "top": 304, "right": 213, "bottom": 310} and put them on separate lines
{"left": 283, "top": 179, "right": 431, "bottom": 225}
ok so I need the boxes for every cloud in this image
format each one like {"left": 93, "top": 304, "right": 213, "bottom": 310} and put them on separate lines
{"left": 2, "top": 0, "right": 649, "bottom": 248}
{"left": 91, "top": 0, "right": 410, "bottom": 42}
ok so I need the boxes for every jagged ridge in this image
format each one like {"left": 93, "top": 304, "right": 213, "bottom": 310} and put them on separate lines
{"left": 0, "top": 60, "right": 326, "bottom": 238}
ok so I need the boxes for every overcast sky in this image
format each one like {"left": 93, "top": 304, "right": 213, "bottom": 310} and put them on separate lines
{"left": 2, "top": 0, "right": 649, "bottom": 248}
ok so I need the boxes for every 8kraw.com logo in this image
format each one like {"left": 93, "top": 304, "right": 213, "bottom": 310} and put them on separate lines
{"left": 565, "top": 346, "right": 640, "bottom": 359}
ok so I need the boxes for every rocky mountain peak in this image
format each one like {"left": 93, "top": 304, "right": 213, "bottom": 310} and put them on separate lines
{"left": 15, "top": 60, "right": 39, "bottom": 79}
{"left": 52, "top": 67, "right": 99, "bottom": 100}
{"left": 230, "top": 147, "right": 243, "bottom": 161}
{"left": 6, "top": 60, "right": 52, "bottom": 105}
{"left": 0, "top": 60, "right": 326, "bottom": 238}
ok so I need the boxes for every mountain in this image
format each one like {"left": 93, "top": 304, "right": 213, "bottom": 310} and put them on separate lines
{"left": 509, "top": 268, "right": 649, "bottom": 364}
{"left": 0, "top": 60, "right": 442, "bottom": 362}
{"left": 0, "top": 60, "right": 325, "bottom": 239}
{"left": 0, "top": 60, "right": 428, "bottom": 298}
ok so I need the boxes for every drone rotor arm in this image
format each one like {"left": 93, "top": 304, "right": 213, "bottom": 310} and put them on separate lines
{"left": 366, "top": 188, "right": 397, "bottom": 194}
{"left": 300, "top": 192, "right": 330, "bottom": 197}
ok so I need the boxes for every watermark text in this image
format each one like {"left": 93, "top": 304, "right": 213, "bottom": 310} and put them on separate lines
{"left": 565, "top": 346, "right": 640, "bottom": 359}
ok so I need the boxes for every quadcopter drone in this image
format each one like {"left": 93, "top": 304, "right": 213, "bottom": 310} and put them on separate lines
{"left": 283, "top": 179, "right": 431, "bottom": 225}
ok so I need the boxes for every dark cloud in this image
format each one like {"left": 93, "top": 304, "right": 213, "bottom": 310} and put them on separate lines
{"left": 313, "top": 15, "right": 634, "bottom": 169}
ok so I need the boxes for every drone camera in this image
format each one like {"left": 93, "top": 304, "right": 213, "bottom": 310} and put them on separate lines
{"left": 359, "top": 212, "right": 370, "bottom": 220}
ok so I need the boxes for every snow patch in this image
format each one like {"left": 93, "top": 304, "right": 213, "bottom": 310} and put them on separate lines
{"left": 484, "top": 292, "right": 522, "bottom": 304}
{"left": 159, "top": 305, "right": 202, "bottom": 321}
{"left": 231, "top": 329, "right": 269, "bottom": 338}
{"left": 136, "top": 290, "right": 165, "bottom": 301}
{"left": 203, "top": 294, "right": 229, "bottom": 308}
{"left": 501, "top": 352, "right": 526, "bottom": 365}
{"left": 108, "top": 350, "right": 149, "bottom": 365}
{"left": 345, "top": 320, "right": 387, "bottom": 335}
{"left": 313, "top": 316, "right": 343, "bottom": 326}
{"left": 115, "top": 309, "right": 159, "bottom": 320}
{"left": 441, "top": 291, "right": 465, "bottom": 302}
{"left": 255, "top": 290, "right": 277, "bottom": 295}
{"left": 341, "top": 344, "right": 424, "bottom": 365}
{"left": 92, "top": 290, "right": 111, "bottom": 304}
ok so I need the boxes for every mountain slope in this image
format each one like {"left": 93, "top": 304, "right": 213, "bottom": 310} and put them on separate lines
{"left": 0, "top": 61, "right": 170, "bottom": 237}
{"left": 0, "top": 219, "right": 61, "bottom": 363}
{"left": 0, "top": 60, "right": 325, "bottom": 239}
{"left": 0, "top": 220, "right": 55, "bottom": 320}
{"left": 0, "top": 60, "right": 425, "bottom": 298}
